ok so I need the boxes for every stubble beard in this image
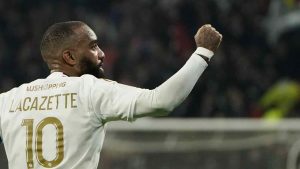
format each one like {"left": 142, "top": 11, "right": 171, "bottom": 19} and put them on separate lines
{"left": 79, "top": 57, "right": 105, "bottom": 78}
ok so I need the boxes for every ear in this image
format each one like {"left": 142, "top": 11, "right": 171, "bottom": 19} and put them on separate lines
{"left": 62, "top": 50, "right": 77, "bottom": 66}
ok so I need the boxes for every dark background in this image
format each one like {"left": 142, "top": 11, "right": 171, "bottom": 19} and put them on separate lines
{"left": 0, "top": 0, "right": 299, "bottom": 118}
{"left": 0, "top": 0, "right": 300, "bottom": 168}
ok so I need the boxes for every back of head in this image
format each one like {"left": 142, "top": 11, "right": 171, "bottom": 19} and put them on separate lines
{"left": 40, "top": 21, "right": 86, "bottom": 62}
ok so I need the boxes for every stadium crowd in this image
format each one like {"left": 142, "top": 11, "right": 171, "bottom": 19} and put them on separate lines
{"left": 0, "top": 0, "right": 299, "bottom": 118}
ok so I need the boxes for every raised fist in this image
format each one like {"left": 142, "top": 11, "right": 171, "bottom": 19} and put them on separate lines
{"left": 194, "top": 24, "right": 222, "bottom": 53}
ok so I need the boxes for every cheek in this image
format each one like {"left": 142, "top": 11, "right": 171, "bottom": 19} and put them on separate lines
{"left": 91, "top": 50, "right": 99, "bottom": 60}
{"left": 84, "top": 51, "right": 98, "bottom": 63}
{"left": 90, "top": 53, "right": 99, "bottom": 64}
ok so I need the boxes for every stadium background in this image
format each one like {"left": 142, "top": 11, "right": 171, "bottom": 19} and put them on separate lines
{"left": 0, "top": 0, "right": 300, "bottom": 168}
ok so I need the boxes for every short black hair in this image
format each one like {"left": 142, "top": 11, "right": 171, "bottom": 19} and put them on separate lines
{"left": 40, "top": 21, "right": 86, "bottom": 59}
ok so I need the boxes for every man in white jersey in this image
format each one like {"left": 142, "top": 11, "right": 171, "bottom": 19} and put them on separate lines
{"left": 0, "top": 21, "right": 222, "bottom": 169}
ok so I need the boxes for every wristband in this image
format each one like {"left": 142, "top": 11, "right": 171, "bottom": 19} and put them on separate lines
{"left": 194, "top": 47, "right": 214, "bottom": 61}
{"left": 195, "top": 53, "right": 209, "bottom": 63}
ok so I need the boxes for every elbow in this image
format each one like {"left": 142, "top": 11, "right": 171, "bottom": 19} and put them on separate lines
{"left": 152, "top": 88, "right": 184, "bottom": 116}
{"left": 152, "top": 103, "right": 176, "bottom": 117}
{"left": 152, "top": 95, "right": 178, "bottom": 116}
{"left": 161, "top": 108, "right": 172, "bottom": 116}
{"left": 152, "top": 108, "right": 171, "bottom": 117}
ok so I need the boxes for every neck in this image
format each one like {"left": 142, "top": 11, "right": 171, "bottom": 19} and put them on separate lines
{"left": 50, "top": 67, "right": 80, "bottom": 77}
{"left": 47, "top": 58, "right": 81, "bottom": 77}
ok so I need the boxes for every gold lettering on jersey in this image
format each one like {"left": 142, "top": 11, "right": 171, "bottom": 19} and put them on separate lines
{"left": 39, "top": 96, "right": 47, "bottom": 111}
{"left": 30, "top": 97, "right": 38, "bottom": 111}
{"left": 9, "top": 93, "right": 78, "bottom": 113}
{"left": 26, "top": 82, "right": 66, "bottom": 92}
{"left": 47, "top": 96, "right": 54, "bottom": 110}
{"left": 9, "top": 99, "right": 15, "bottom": 112}
{"left": 62, "top": 93, "right": 70, "bottom": 109}
{"left": 16, "top": 101, "right": 22, "bottom": 112}
{"left": 55, "top": 94, "right": 61, "bottom": 109}
{"left": 71, "top": 93, "right": 77, "bottom": 108}
{"left": 23, "top": 97, "right": 31, "bottom": 111}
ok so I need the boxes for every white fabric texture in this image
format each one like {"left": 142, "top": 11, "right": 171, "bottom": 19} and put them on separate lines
{"left": 0, "top": 48, "right": 211, "bottom": 169}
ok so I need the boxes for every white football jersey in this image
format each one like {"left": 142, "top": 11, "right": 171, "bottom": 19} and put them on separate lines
{"left": 0, "top": 52, "right": 208, "bottom": 169}
{"left": 0, "top": 72, "right": 144, "bottom": 169}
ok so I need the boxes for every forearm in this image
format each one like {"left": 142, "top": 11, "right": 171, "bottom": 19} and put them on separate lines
{"left": 134, "top": 49, "right": 209, "bottom": 118}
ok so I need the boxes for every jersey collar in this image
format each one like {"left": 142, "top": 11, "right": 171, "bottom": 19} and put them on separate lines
{"left": 47, "top": 72, "right": 68, "bottom": 79}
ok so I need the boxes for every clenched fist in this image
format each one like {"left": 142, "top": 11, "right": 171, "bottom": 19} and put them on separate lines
{"left": 194, "top": 24, "right": 222, "bottom": 53}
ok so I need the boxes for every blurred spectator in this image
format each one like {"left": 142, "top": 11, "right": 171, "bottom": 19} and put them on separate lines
{"left": 257, "top": 79, "right": 300, "bottom": 119}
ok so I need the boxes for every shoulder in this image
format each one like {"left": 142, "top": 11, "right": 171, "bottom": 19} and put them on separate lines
{"left": 76, "top": 75, "right": 120, "bottom": 99}
{"left": 80, "top": 74, "right": 117, "bottom": 87}
{"left": 0, "top": 85, "right": 19, "bottom": 98}
{"left": 0, "top": 87, "right": 18, "bottom": 114}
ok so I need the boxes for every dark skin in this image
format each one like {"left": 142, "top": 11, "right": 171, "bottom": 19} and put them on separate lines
{"left": 46, "top": 24, "right": 105, "bottom": 78}
{"left": 194, "top": 24, "right": 222, "bottom": 53}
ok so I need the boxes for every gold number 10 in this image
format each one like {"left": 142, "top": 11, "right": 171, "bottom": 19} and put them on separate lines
{"left": 21, "top": 117, "right": 64, "bottom": 169}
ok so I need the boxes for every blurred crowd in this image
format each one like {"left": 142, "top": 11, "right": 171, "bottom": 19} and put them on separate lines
{"left": 0, "top": 0, "right": 299, "bottom": 118}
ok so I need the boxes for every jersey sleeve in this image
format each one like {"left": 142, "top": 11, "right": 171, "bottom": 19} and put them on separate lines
{"left": 89, "top": 79, "right": 143, "bottom": 122}
{"left": 88, "top": 52, "right": 208, "bottom": 124}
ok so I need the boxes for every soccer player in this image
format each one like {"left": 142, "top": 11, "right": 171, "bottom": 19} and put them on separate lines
{"left": 0, "top": 21, "right": 222, "bottom": 169}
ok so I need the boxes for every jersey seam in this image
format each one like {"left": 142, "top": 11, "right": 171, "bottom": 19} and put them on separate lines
{"left": 88, "top": 81, "right": 106, "bottom": 126}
